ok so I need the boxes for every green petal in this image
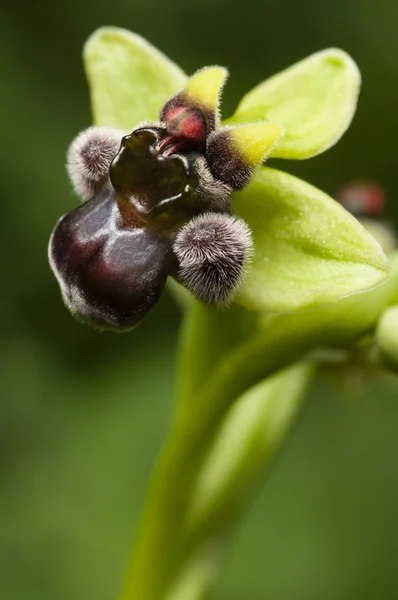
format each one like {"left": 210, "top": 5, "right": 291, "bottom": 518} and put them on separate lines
{"left": 84, "top": 27, "right": 187, "bottom": 128}
{"left": 233, "top": 167, "right": 389, "bottom": 312}
{"left": 229, "top": 49, "right": 360, "bottom": 159}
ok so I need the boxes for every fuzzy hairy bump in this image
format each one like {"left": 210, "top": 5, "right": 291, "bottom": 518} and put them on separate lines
{"left": 206, "top": 128, "right": 253, "bottom": 190}
{"left": 133, "top": 120, "right": 162, "bottom": 130}
{"left": 190, "top": 154, "right": 232, "bottom": 213}
{"left": 67, "top": 126, "right": 125, "bottom": 201}
{"left": 173, "top": 212, "right": 253, "bottom": 305}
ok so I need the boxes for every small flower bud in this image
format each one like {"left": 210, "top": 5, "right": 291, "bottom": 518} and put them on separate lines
{"left": 207, "top": 122, "right": 283, "bottom": 189}
{"left": 173, "top": 212, "right": 253, "bottom": 305}
{"left": 49, "top": 187, "right": 175, "bottom": 330}
{"left": 336, "top": 181, "right": 396, "bottom": 252}
{"left": 336, "top": 181, "right": 385, "bottom": 217}
{"left": 67, "top": 126, "right": 124, "bottom": 200}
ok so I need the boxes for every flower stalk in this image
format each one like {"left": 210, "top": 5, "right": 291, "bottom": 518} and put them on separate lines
{"left": 47, "top": 26, "right": 398, "bottom": 600}
{"left": 120, "top": 351, "right": 314, "bottom": 600}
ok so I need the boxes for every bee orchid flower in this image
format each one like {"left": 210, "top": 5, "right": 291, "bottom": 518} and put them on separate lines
{"left": 49, "top": 28, "right": 388, "bottom": 330}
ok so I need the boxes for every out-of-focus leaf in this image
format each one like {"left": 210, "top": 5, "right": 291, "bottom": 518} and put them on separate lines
{"left": 376, "top": 304, "right": 398, "bottom": 371}
{"left": 188, "top": 363, "right": 313, "bottom": 537}
{"left": 167, "top": 364, "right": 314, "bottom": 600}
{"left": 84, "top": 27, "right": 187, "bottom": 129}
{"left": 233, "top": 167, "right": 388, "bottom": 312}
{"left": 228, "top": 49, "right": 360, "bottom": 159}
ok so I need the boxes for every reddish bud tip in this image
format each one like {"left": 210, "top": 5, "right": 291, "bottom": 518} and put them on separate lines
{"left": 165, "top": 106, "right": 207, "bottom": 149}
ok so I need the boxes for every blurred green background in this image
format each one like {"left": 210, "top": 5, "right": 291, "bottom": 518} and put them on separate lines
{"left": 2, "top": 0, "right": 398, "bottom": 598}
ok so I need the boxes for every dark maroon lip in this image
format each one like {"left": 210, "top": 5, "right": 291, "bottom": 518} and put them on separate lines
{"left": 49, "top": 186, "right": 176, "bottom": 330}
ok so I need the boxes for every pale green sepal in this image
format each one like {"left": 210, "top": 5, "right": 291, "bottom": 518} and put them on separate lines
{"left": 233, "top": 167, "right": 389, "bottom": 312}
{"left": 229, "top": 48, "right": 360, "bottom": 159}
{"left": 84, "top": 27, "right": 187, "bottom": 128}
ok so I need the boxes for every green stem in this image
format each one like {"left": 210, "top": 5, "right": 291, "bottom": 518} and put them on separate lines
{"left": 118, "top": 394, "right": 229, "bottom": 600}
{"left": 120, "top": 357, "right": 313, "bottom": 600}
{"left": 120, "top": 253, "right": 398, "bottom": 600}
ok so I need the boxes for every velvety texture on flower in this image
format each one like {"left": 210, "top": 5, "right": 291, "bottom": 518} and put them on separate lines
{"left": 49, "top": 27, "right": 389, "bottom": 331}
{"left": 49, "top": 66, "right": 280, "bottom": 329}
